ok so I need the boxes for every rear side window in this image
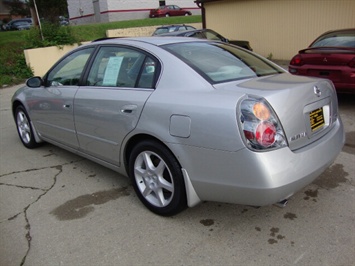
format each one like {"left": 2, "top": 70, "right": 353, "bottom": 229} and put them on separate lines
{"left": 311, "top": 31, "right": 355, "bottom": 48}
{"left": 86, "top": 46, "right": 159, "bottom": 89}
{"left": 163, "top": 42, "right": 284, "bottom": 84}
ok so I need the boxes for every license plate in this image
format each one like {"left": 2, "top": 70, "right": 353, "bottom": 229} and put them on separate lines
{"left": 309, "top": 108, "right": 325, "bottom": 132}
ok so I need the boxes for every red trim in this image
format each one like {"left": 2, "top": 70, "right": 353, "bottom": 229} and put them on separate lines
{"left": 101, "top": 9, "right": 150, "bottom": 14}
{"left": 70, "top": 13, "right": 94, "bottom": 20}
{"left": 101, "top": 7, "right": 200, "bottom": 14}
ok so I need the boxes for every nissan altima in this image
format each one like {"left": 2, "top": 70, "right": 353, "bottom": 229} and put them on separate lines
{"left": 12, "top": 37, "right": 345, "bottom": 216}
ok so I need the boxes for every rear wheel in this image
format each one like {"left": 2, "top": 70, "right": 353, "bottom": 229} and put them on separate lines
{"left": 15, "top": 105, "right": 40, "bottom": 149}
{"left": 165, "top": 13, "right": 170, "bottom": 17}
{"left": 129, "top": 140, "right": 187, "bottom": 216}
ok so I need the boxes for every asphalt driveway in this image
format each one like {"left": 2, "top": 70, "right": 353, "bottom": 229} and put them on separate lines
{"left": 0, "top": 84, "right": 354, "bottom": 266}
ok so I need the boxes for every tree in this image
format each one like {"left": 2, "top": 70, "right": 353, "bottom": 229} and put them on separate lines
{"left": 28, "top": 0, "right": 68, "bottom": 23}
{"left": 3, "top": 0, "right": 30, "bottom": 17}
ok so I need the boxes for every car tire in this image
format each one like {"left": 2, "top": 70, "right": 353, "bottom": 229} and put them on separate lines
{"left": 185, "top": 13, "right": 190, "bottom": 16}
{"left": 129, "top": 140, "right": 187, "bottom": 216}
{"left": 165, "top": 13, "right": 170, "bottom": 17}
{"left": 15, "top": 105, "right": 40, "bottom": 149}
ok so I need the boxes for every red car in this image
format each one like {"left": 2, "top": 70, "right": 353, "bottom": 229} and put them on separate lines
{"left": 289, "top": 28, "right": 355, "bottom": 93}
{"left": 149, "top": 5, "right": 192, "bottom": 18}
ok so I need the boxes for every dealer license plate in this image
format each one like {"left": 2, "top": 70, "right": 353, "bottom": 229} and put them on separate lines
{"left": 309, "top": 108, "right": 325, "bottom": 132}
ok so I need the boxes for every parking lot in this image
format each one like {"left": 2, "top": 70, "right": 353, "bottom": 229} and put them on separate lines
{"left": 0, "top": 84, "right": 354, "bottom": 266}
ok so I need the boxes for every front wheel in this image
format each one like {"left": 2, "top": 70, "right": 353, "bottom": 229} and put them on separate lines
{"left": 129, "top": 140, "right": 187, "bottom": 216}
{"left": 165, "top": 13, "right": 170, "bottom": 17}
{"left": 15, "top": 105, "right": 40, "bottom": 149}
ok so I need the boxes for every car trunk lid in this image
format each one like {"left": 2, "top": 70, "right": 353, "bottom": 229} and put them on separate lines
{"left": 214, "top": 73, "right": 339, "bottom": 151}
{"left": 299, "top": 47, "right": 355, "bottom": 66}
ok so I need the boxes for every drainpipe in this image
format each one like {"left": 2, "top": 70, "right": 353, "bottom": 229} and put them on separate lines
{"left": 194, "top": 0, "right": 206, "bottom": 29}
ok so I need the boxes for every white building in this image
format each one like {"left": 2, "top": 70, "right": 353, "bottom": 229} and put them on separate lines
{"left": 67, "top": 0, "right": 201, "bottom": 25}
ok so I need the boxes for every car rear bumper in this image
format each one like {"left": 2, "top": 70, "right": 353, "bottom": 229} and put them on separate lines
{"left": 289, "top": 65, "right": 355, "bottom": 93}
{"left": 172, "top": 117, "right": 345, "bottom": 207}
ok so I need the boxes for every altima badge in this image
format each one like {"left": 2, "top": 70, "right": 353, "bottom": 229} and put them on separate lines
{"left": 314, "top": 86, "right": 321, "bottom": 97}
{"left": 323, "top": 57, "right": 328, "bottom": 62}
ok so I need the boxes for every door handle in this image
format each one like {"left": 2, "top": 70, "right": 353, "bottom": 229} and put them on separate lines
{"left": 121, "top": 105, "right": 137, "bottom": 114}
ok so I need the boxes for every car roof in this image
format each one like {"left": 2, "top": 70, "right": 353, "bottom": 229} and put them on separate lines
{"left": 318, "top": 28, "right": 355, "bottom": 36}
{"left": 156, "top": 24, "right": 193, "bottom": 29}
{"left": 158, "top": 28, "right": 211, "bottom": 37}
{"left": 10, "top": 18, "right": 32, "bottom": 22}
{"left": 90, "top": 36, "right": 211, "bottom": 46}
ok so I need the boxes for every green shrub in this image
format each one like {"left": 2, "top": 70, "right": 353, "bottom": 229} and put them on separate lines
{"left": 0, "top": 42, "right": 33, "bottom": 87}
{"left": 24, "top": 23, "right": 79, "bottom": 48}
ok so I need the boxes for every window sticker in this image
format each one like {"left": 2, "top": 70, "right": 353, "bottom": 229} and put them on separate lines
{"left": 102, "top": 56, "right": 123, "bottom": 86}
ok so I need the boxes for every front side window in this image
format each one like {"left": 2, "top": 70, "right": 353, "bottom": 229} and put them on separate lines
{"left": 186, "top": 26, "right": 196, "bottom": 31}
{"left": 163, "top": 42, "right": 284, "bottom": 84}
{"left": 86, "top": 46, "right": 158, "bottom": 89}
{"left": 187, "top": 31, "right": 206, "bottom": 39}
{"left": 205, "top": 31, "right": 222, "bottom": 41}
{"left": 46, "top": 47, "right": 94, "bottom": 87}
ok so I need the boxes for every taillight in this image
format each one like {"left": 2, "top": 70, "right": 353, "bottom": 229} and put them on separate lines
{"left": 239, "top": 97, "right": 287, "bottom": 151}
{"left": 348, "top": 57, "right": 355, "bottom": 68}
{"left": 255, "top": 121, "right": 276, "bottom": 147}
{"left": 290, "top": 55, "right": 304, "bottom": 66}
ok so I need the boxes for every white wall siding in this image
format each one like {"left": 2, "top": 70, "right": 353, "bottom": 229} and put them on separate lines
{"left": 68, "top": 0, "right": 200, "bottom": 24}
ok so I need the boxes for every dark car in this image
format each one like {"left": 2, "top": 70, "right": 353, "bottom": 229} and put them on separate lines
{"left": 159, "top": 28, "right": 253, "bottom": 51}
{"left": 289, "top": 28, "right": 355, "bottom": 93}
{"left": 152, "top": 24, "right": 196, "bottom": 36}
{"left": 4, "top": 18, "right": 32, "bottom": 31}
{"left": 12, "top": 21, "right": 32, "bottom": 30}
{"left": 149, "top": 5, "right": 192, "bottom": 18}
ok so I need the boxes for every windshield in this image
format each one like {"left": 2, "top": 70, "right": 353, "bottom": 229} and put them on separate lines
{"left": 311, "top": 31, "right": 355, "bottom": 48}
{"left": 162, "top": 42, "right": 284, "bottom": 84}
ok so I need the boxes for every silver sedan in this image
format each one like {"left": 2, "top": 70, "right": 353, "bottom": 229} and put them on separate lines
{"left": 12, "top": 37, "right": 345, "bottom": 216}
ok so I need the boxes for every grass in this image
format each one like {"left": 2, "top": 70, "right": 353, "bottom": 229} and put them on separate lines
{"left": 72, "top": 16, "right": 201, "bottom": 41}
{"left": 0, "top": 15, "right": 202, "bottom": 87}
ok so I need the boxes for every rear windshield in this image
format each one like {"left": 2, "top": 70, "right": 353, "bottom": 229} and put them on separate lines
{"left": 311, "top": 31, "right": 355, "bottom": 48}
{"left": 162, "top": 42, "right": 284, "bottom": 84}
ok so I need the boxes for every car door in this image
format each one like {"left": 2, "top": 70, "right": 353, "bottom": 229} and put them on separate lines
{"left": 29, "top": 47, "right": 95, "bottom": 148}
{"left": 74, "top": 45, "right": 159, "bottom": 165}
{"left": 172, "top": 5, "right": 181, "bottom": 16}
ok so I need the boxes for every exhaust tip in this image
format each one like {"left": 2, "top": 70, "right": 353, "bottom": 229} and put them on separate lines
{"left": 274, "top": 199, "right": 288, "bottom": 208}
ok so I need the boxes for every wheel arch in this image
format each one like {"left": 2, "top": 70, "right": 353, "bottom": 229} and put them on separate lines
{"left": 123, "top": 134, "right": 176, "bottom": 173}
{"left": 123, "top": 133, "right": 201, "bottom": 208}
{"left": 12, "top": 100, "right": 24, "bottom": 119}
{"left": 12, "top": 100, "right": 43, "bottom": 144}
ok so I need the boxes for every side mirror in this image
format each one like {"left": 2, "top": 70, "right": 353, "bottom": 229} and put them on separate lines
{"left": 26, "top": 76, "right": 43, "bottom": 88}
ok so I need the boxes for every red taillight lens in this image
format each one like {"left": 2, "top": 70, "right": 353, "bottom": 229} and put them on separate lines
{"left": 290, "top": 55, "right": 304, "bottom": 66}
{"left": 255, "top": 121, "right": 276, "bottom": 147}
{"left": 348, "top": 57, "right": 355, "bottom": 68}
{"left": 239, "top": 97, "right": 287, "bottom": 151}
